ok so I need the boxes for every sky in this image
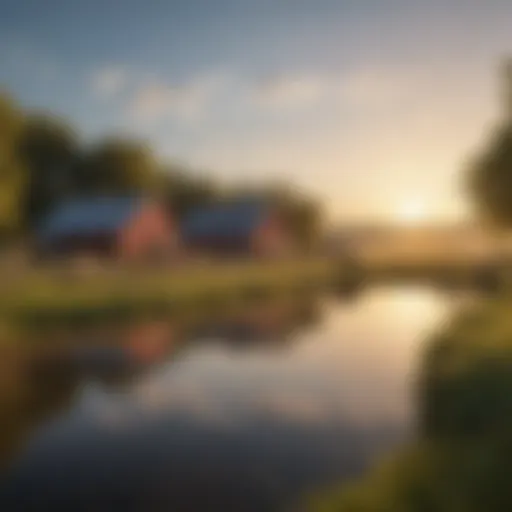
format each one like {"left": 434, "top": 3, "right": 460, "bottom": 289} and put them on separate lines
{"left": 1, "top": 0, "right": 512, "bottom": 224}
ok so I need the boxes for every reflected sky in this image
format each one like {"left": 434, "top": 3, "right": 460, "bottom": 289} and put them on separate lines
{"left": 93, "top": 286, "right": 450, "bottom": 427}
{"left": 1, "top": 286, "right": 457, "bottom": 511}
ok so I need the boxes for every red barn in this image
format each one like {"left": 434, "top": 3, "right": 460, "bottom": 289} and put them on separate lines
{"left": 181, "top": 201, "right": 291, "bottom": 258}
{"left": 38, "top": 196, "right": 178, "bottom": 260}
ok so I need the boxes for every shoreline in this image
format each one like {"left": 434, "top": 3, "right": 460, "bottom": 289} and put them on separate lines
{"left": 1, "top": 258, "right": 341, "bottom": 329}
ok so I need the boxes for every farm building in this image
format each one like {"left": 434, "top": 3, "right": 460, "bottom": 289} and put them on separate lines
{"left": 37, "top": 196, "right": 177, "bottom": 260}
{"left": 181, "top": 201, "right": 291, "bottom": 257}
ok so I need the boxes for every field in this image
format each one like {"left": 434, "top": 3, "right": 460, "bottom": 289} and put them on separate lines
{"left": 0, "top": 258, "right": 340, "bottom": 329}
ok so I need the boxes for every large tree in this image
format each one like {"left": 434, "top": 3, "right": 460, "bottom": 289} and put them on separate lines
{"left": 467, "top": 60, "right": 512, "bottom": 229}
{"left": 19, "top": 114, "right": 79, "bottom": 226}
{"left": 78, "top": 138, "right": 158, "bottom": 195}
{"left": 467, "top": 124, "right": 512, "bottom": 229}
{"left": 0, "top": 94, "right": 25, "bottom": 237}
{"left": 160, "top": 164, "right": 219, "bottom": 216}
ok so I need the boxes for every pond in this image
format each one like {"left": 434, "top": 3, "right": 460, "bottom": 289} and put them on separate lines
{"left": 0, "top": 286, "right": 462, "bottom": 511}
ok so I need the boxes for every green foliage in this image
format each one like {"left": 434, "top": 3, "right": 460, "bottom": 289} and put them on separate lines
{"left": 419, "top": 299, "right": 512, "bottom": 439}
{"left": 78, "top": 138, "right": 158, "bottom": 194}
{"left": 0, "top": 90, "right": 324, "bottom": 246}
{"left": 312, "top": 296, "right": 512, "bottom": 511}
{"left": 311, "top": 439, "right": 512, "bottom": 512}
{"left": 0, "top": 161, "right": 25, "bottom": 236}
{"left": 0, "top": 93, "right": 23, "bottom": 151}
{"left": 467, "top": 125, "right": 512, "bottom": 229}
{"left": 19, "top": 115, "right": 79, "bottom": 225}
{"left": 278, "top": 193, "right": 322, "bottom": 249}
{"left": 1, "top": 258, "right": 336, "bottom": 324}
{"left": 0, "top": 93, "right": 25, "bottom": 237}
{"left": 160, "top": 165, "right": 219, "bottom": 216}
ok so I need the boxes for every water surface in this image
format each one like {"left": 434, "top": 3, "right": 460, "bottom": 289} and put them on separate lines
{"left": 0, "top": 286, "right": 457, "bottom": 511}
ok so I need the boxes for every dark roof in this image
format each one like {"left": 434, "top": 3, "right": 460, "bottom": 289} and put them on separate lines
{"left": 38, "top": 196, "right": 149, "bottom": 241}
{"left": 182, "top": 202, "right": 270, "bottom": 239}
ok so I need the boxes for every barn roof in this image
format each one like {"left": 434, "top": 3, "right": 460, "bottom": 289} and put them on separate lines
{"left": 38, "top": 196, "right": 149, "bottom": 241}
{"left": 182, "top": 201, "right": 270, "bottom": 239}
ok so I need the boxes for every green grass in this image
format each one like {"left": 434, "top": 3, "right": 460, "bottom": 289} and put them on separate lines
{"left": 0, "top": 258, "right": 341, "bottom": 327}
{"left": 0, "top": 255, "right": 505, "bottom": 330}
{"left": 310, "top": 293, "right": 512, "bottom": 511}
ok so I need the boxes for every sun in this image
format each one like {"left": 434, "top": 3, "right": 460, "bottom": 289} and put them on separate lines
{"left": 396, "top": 199, "right": 429, "bottom": 225}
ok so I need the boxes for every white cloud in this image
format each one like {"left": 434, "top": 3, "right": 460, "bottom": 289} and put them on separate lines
{"left": 248, "top": 65, "right": 461, "bottom": 114}
{"left": 252, "top": 74, "right": 329, "bottom": 108}
{"left": 91, "top": 66, "right": 128, "bottom": 98}
{"left": 249, "top": 69, "right": 407, "bottom": 110}
{"left": 126, "top": 74, "right": 224, "bottom": 124}
{"left": 338, "top": 69, "right": 405, "bottom": 107}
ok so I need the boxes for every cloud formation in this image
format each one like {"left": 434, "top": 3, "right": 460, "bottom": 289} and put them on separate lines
{"left": 126, "top": 74, "right": 224, "bottom": 124}
{"left": 252, "top": 74, "right": 329, "bottom": 108}
{"left": 90, "top": 66, "right": 128, "bottom": 98}
{"left": 122, "top": 66, "right": 430, "bottom": 125}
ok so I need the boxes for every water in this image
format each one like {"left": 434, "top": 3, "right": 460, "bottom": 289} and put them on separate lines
{"left": 0, "top": 286, "right": 458, "bottom": 511}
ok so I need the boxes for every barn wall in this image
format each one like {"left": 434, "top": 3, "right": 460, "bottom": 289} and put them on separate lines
{"left": 117, "top": 204, "right": 177, "bottom": 260}
{"left": 251, "top": 214, "right": 290, "bottom": 257}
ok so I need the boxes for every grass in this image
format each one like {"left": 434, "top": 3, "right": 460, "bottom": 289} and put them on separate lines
{"left": 0, "top": 253, "right": 506, "bottom": 330}
{"left": 309, "top": 293, "right": 512, "bottom": 511}
{"left": 0, "top": 258, "right": 341, "bottom": 327}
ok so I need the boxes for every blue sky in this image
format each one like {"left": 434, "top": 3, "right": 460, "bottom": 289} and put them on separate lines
{"left": 1, "top": 0, "right": 512, "bottom": 223}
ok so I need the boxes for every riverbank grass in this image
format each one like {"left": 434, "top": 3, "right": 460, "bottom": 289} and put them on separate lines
{"left": 310, "top": 293, "right": 512, "bottom": 511}
{"left": 1, "top": 259, "right": 340, "bottom": 325}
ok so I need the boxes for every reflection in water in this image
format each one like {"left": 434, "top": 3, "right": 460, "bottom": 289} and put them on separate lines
{"left": 0, "top": 287, "right": 455, "bottom": 511}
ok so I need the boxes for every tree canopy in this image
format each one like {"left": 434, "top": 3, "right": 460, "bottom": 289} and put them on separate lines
{"left": 467, "top": 59, "right": 512, "bottom": 229}
{"left": 311, "top": 299, "right": 512, "bottom": 512}
{"left": 0, "top": 93, "right": 25, "bottom": 237}
{"left": 19, "top": 114, "right": 79, "bottom": 226}
{"left": 0, "top": 90, "right": 323, "bottom": 247}
{"left": 78, "top": 138, "right": 158, "bottom": 195}
{"left": 467, "top": 125, "right": 512, "bottom": 229}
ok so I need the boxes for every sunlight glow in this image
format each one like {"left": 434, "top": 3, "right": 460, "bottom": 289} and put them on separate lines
{"left": 396, "top": 199, "right": 429, "bottom": 225}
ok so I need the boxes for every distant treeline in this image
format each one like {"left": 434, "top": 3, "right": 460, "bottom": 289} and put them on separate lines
{"left": 0, "top": 92, "right": 322, "bottom": 247}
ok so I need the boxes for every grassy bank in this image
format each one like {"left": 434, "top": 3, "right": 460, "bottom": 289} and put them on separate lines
{"left": 0, "top": 255, "right": 502, "bottom": 332}
{"left": 0, "top": 258, "right": 341, "bottom": 327}
{"left": 310, "top": 294, "right": 512, "bottom": 511}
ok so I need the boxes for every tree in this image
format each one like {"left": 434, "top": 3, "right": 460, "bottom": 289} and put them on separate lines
{"left": 467, "top": 59, "right": 512, "bottom": 229}
{"left": 467, "top": 125, "right": 512, "bottom": 229}
{"left": 160, "top": 164, "right": 219, "bottom": 216}
{"left": 279, "top": 194, "right": 322, "bottom": 249}
{"left": 19, "top": 114, "right": 79, "bottom": 226}
{"left": 78, "top": 138, "right": 158, "bottom": 195}
{"left": 0, "top": 93, "right": 25, "bottom": 237}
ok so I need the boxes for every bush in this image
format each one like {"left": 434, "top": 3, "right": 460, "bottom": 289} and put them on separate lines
{"left": 312, "top": 296, "right": 512, "bottom": 511}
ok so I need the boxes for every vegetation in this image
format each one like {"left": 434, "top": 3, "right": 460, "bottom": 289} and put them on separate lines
{"left": 311, "top": 60, "right": 512, "bottom": 512}
{"left": 20, "top": 115, "right": 79, "bottom": 227}
{"left": 467, "top": 124, "right": 512, "bottom": 229}
{"left": 310, "top": 295, "right": 512, "bottom": 511}
{"left": 0, "top": 94, "right": 25, "bottom": 237}
{"left": 467, "top": 60, "right": 512, "bottom": 229}
{"left": 0, "top": 258, "right": 339, "bottom": 327}
{"left": 0, "top": 91, "right": 322, "bottom": 247}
